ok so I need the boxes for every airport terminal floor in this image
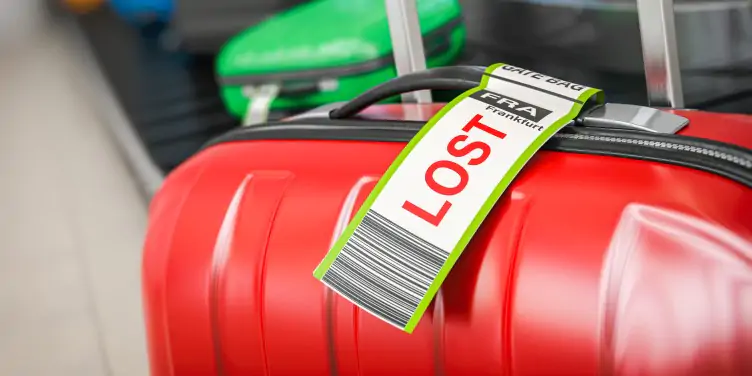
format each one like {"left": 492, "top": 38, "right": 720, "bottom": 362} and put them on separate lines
{"left": 0, "top": 20, "right": 148, "bottom": 376}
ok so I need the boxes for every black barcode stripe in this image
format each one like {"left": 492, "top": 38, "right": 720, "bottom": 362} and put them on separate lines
{"left": 325, "top": 265, "right": 409, "bottom": 317}
{"left": 349, "top": 235, "right": 433, "bottom": 285}
{"left": 330, "top": 257, "right": 416, "bottom": 314}
{"left": 354, "top": 227, "right": 436, "bottom": 281}
{"left": 324, "top": 272, "right": 407, "bottom": 324}
{"left": 322, "top": 209, "right": 449, "bottom": 328}
{"left": 336, "top": 253, "right": 421, "bottom": 306}
{"left": 345, "top": 244, "right": 425, "bottom": 296}
{"left": 356, "top": 216, "right": 443, "bottom": 279}
{"left": 366, "top": 211, "right": 446, "bottom": 267}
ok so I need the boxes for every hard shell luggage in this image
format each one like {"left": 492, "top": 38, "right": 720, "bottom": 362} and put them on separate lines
{"left": 171, "top": 0, "right": 311, "bottom": 54}
{"left": 215, "top": 0, "right": 465, "bottom": 124}
{"left": 142, "top": 66, "right": 752, "bottom": 376}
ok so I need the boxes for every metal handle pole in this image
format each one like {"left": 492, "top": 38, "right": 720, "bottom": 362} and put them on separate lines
{"left": 385, "top": 0, "right": 432, "bottom": 103}
{"left": 636, "top": 0, "right": 685, "bottom": 108}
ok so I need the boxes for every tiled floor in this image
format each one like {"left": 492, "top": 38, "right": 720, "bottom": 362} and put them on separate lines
{"left": 0, "top": 20, "right": 149, "bottom": 376}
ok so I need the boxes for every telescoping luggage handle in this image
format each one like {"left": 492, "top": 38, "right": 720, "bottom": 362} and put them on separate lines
{"left": 636, "top": 0, "right": 684, "bottom": 108}
{"left": 384, "top": 0, "right": 685, "bottom": 109}
{"left": 329, "top": 66, "right": 688, "bottom": 135}
{"left": 385, "top": 0, "right": 432, "bottom": 104}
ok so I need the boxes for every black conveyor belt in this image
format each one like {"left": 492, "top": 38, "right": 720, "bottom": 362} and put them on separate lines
{"left": 73, "top": 5, "right": 751, "bottom": 178}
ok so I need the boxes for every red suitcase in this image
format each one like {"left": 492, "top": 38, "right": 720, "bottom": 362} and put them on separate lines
{"left": 142, "top": 67, "right": 752, "bottom": 376}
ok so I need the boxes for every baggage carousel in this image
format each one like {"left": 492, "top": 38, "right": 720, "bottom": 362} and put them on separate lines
{"left": 68, "top": 5, "right": 752, "bottom": 201}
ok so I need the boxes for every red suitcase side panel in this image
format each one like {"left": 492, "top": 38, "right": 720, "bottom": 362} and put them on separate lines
{"left": 143, "top": 108, "right": 752, "bottom": 376}
{"left": 142, "top": 159, "right": 208, "bottom": 376}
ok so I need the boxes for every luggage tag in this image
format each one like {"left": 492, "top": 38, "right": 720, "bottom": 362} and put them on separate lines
{"left": 242, "top": 84, "right": 281, "bottom": 126}
{"left": 314, "top": 63, "right": 604, "bottom": 333}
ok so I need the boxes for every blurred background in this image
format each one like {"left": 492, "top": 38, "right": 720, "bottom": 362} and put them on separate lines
{"left": 0, "top": 0, "right": 750, "bottom": 374}
{"left": 0, "top": 0, "right": 149, "bottom": 375}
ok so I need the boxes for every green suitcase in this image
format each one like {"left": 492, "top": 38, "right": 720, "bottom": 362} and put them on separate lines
{"left": 215, "top": 0, "right": 465, "bottom": 125}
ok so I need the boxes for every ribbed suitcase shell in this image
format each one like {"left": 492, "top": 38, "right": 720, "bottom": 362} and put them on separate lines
{"left": 142, "top": 104, "right": 752, "bottom": 376}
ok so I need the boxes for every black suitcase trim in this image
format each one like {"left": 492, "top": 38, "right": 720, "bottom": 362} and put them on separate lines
{"left": 200, "top": 118, "right": 752, "bottom": 188}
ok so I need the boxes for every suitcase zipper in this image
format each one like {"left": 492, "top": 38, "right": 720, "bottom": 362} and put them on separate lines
{"left": 201, "top": 116, "right": 752, "bottom": 187}
{"left": 553, "top": 133, "right": 752, "bottom": 169}
{"left": 547, "top": 126, "right": 752, "bottom": 187}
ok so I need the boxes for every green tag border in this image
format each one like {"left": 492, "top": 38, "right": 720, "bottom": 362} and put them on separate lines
{"left": 314, "top": 63, "right": 604, "bottom": 333}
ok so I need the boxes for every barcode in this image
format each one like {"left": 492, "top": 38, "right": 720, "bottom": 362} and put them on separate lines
{"left": 321, "top": 209, "right": 448, "bottom": 329}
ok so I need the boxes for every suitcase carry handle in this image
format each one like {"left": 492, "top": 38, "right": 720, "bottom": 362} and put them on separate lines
{"left": 327, "top": 65, "right": 689, "bottom": 135}
{"left": 329, "top": 66, "right": 485, "bottom": 119}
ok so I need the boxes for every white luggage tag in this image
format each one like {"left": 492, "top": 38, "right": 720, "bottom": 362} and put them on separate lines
{"left": 314, "top": 63, "right": 604, "bottom": 333}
